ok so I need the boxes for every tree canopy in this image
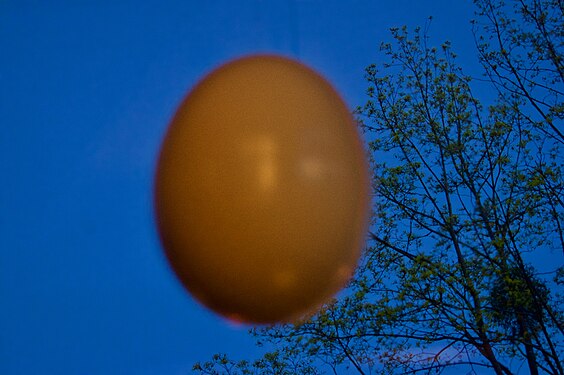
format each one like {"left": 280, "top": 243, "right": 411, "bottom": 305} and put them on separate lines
{"left": 194, "top": 0, "right": 563, "bottom": 374}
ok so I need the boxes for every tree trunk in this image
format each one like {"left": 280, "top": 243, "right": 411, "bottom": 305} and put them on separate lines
{"left": 519, "top": 317, "right": 540, "bottom": 375}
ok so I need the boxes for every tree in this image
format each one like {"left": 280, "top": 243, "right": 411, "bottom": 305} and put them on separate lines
{"left": 489, "top": 265, "right": 551, "bottom": 375}
{"left": 473, "top": 0, "right": 564, "bottom": 144}
{"left": 194, "top": 0, "right": 563, "bottom": 373}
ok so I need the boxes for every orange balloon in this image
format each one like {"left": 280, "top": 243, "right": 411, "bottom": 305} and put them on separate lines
{"left": 154, "top": 55, "right": 370, "bottom": 324}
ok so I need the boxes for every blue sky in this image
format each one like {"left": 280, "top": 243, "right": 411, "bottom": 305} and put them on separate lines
{"left": 1, "top": 1, "right": 480, "bottom": 374}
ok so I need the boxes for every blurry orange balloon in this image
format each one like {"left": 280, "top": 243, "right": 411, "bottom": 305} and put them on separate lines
{"left": 154, "top": 55, "right": 370, "bottom": 324}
